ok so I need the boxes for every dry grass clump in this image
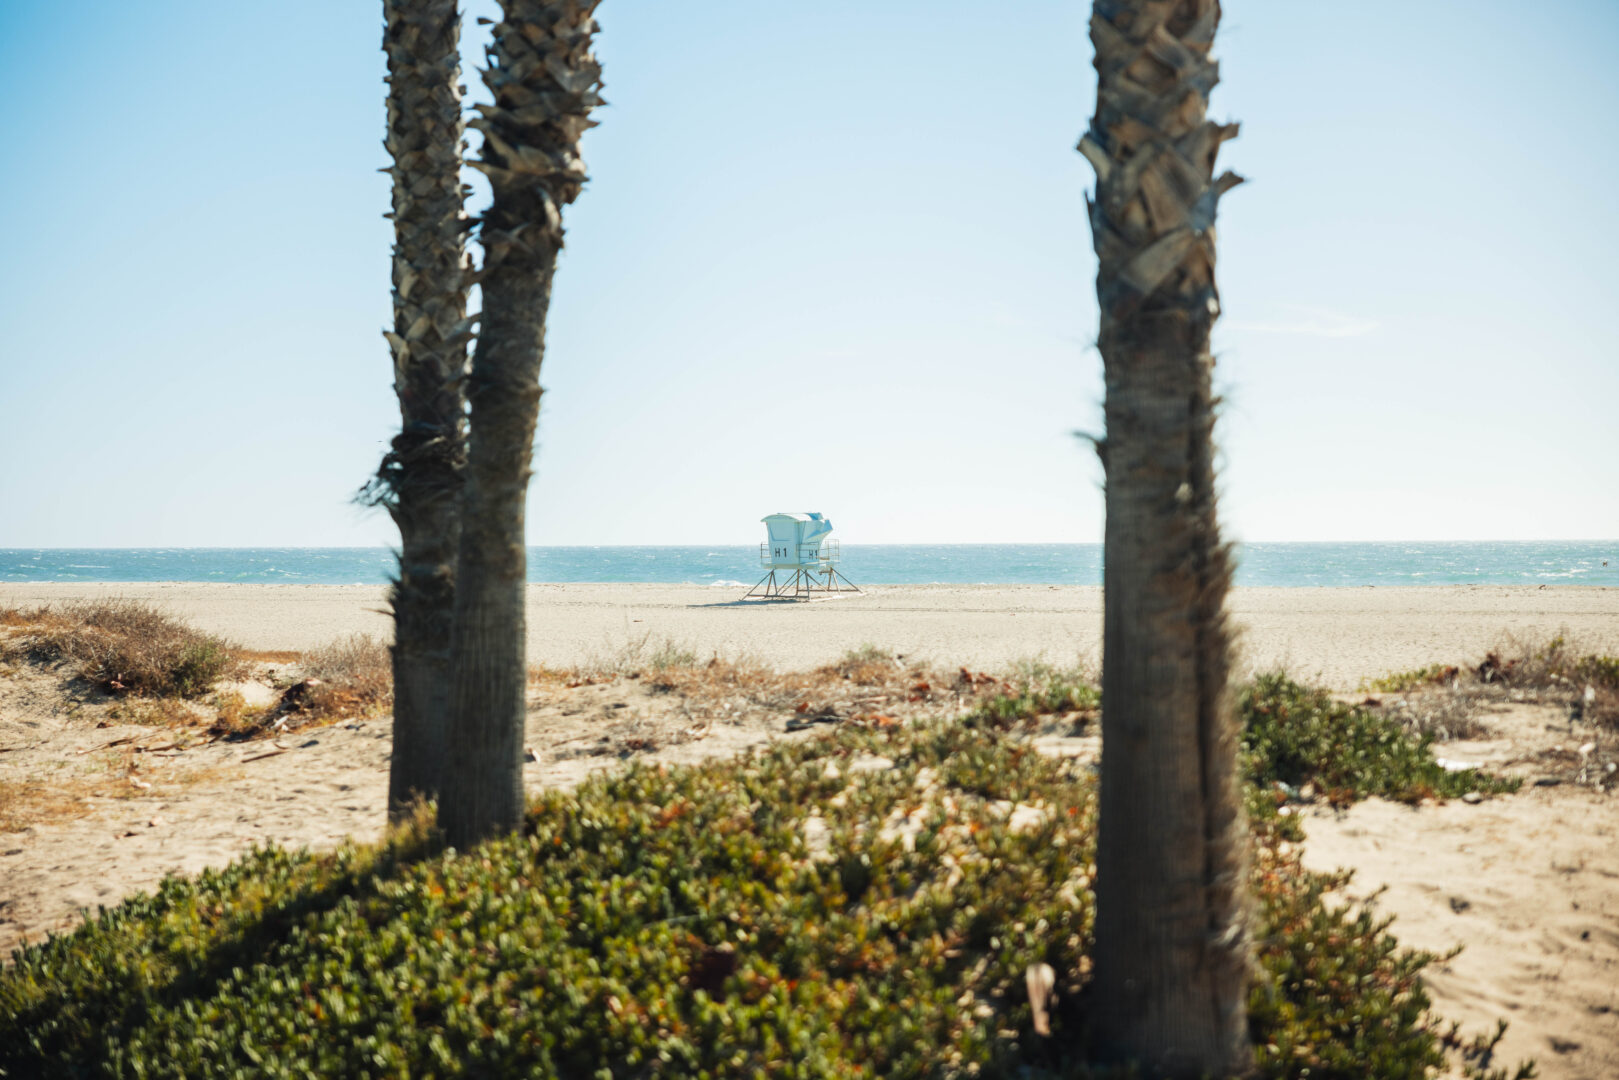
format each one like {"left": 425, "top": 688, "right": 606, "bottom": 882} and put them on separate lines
{"left": 0, "top": 605, "right": 53, "bottom": 628}
{"left": 210, "top": 634, "right": 394, "bottom": 739}
{"left": 0, "top": 774, "right": 127, "bottom": 834}
{"left": 1362, "top": 663, "right": 1462, "bottom": 695}
{"left": 1473, "top": 634, "right": 1619, "bottom": 727}
{"left": 231, "top": 648, "right": 302, "bottom": 665}
{"left": 1, "top": 751, "right": 229, "bottom": 834}
{"left": 0, "top": 778, "right": 63, "bottom": 834}
{"left": 554, "top": 646, "right": 1085, "bottom": 757}
{"left": 643, "top": 654, "right": 780, "bottom": 698}
{"left": 1, "top": 603, "right": 394, "bottom": 744}
{"left": 1584, "top": 673, "right": 1619, "bottom": 730}
{"left": 526, "top": 664, "right": 571, "bottom": 688}
{"left": 298, "top": 633, "right": 393, "bottom": 716}
{"left": 1375, "top": 690, "right": 1494, "bottom": 742}
{"left": 816, "top": 641, "right": 903, "bottom": 685}
{"left": 104, "top": 696, "right": 204, "bottom": 727}
{"left": 535, "top": 648, "right": 1092, "bottom": 767}
{"left": 1361, "top": 634, "right": 1619, "bottom": 770}
{"left": 560, "top": 641, "right": 994, "bottom": 710}
{"left": 204, "top": 690, "right": 274, "bottom": 739}
{"left": 0, "top": 601, "right": 237, "bottom": 698}
{"left": 648, "top": 645, "right": 942, "bottom": 715}
{"left": 574, "top": 633, "right": 701, "bottom": 680}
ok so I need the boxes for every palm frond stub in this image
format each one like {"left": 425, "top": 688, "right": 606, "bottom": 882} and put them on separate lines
{"left": 376, "top": 0, "right": 472, "bottom": 511}
{"left": 470, "top": 0, "right": 604, "bottom": 275}
{"left": 1079, "top": 0, "right": 1242, "bottom": 323}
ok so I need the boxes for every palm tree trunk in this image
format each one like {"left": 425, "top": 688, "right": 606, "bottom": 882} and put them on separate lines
{"left": 1080, "top": 2, "right": 1251, "bottom": 1075}
{"left": 374, "top": 0, "right": 471, "bottom": 819}
{"left": 439, "top": 0, "right": 602, "bottom": 849}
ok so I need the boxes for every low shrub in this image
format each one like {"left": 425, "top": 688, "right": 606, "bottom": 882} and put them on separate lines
{"left": 0, "top": 601, "right": 236, "bottom": 698}
{"left": 205, "top": 635, "right": 394, "bottom": 739}
{"left": 581, "top": 633, "right": 706, "bottom": 679}
{"left": 297, "top": 633, "right": 393, "bottom": 719}
{"left": 0, "top": 710, "right": 1527, "bottom": 1079}
{"left": 103, "top": 696, "right": 200, "bottom": 727}
{"left": 975, "top": 668, "right": 1099, "bottom": 729}
{"left": 205, "top": 689, "right": 273, "bottom": 739}
{"left": 1239, "top": 673, "right": 1519, "bottom": 804}
{"left": 961, "top": 665, "right": 1511, "bottom": 805}
{"left": 1361, "top": 664, "right": 1456, "bottom": 693}
{"left": 1363, "top": 634, "right": 1619, "bottom": 729}
{"left": 1575, "top": 653, "right": 1619, "bottom": 689}
{"left": 646, "top": 638, "right": 701, "bottom": 672}
{"left": 821, "top": 642, "right": 900, "bottom": 685}
{"left": 1493, "top": 636, "right": 1619, "bottom": 727}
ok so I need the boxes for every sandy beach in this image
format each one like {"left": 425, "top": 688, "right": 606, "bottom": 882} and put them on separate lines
{"left": 2, "top": 582, "right": 1615, "bottom": 690}
{"left": 3, "top": 582, "right": 1617, "bottom": 1076}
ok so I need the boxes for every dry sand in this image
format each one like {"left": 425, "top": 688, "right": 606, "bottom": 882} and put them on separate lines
{"left": 1301, "top": 700, "right": 1619, "bottom": 1080}
{"left": 3, "top": 582, "right": 1617, "bottom": 1076}
{"left": 3, "top": 582, "right": 1615, "bottom": 690}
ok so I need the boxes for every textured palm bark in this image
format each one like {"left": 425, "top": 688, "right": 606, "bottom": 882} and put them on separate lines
{"left": 1080, "top": 1, "right": 1252, "bottom": 1075}
{"left": 374, "top": 0, "right": 472, "bottom": 818}
{"left": 439, "top": 0, "right": 602, "bottom": 849}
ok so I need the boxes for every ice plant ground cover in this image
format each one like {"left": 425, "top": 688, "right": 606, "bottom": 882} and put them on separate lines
{"left": 0, "top": 675, "right": 1529, "bottom": 1079}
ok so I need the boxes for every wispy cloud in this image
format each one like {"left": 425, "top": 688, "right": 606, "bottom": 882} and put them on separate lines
{"left": 1223, "top": 306, "right": 1379, "bottom": 339}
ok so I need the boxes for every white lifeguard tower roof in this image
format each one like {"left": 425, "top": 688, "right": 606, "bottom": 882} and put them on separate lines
{"left": 761, "top": 512, "right": 833, "bottom": 550}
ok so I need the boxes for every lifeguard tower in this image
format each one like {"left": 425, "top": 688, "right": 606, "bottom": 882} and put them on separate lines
{"left": 744, "top": 512, "right": 861, "bottom": 599}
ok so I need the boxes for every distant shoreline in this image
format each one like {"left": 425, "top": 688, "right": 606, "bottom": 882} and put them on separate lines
{"left": 1, "top": 580, "right": 1616, "bottom": 589}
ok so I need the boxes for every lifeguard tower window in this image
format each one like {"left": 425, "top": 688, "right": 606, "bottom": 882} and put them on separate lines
{"left": 745, "top": 513, "right": 861, "bottom": 599}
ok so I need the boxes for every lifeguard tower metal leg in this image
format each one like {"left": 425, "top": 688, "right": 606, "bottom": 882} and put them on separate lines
{"left": 743, "top": 513, "right": 861, "bottom": 600}
{"left": 744, "top": 564, "right": 861, "bottom": 599}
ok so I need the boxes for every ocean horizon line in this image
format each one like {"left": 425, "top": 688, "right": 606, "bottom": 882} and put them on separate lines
{"left": 4, "top": 539, "right": 1614, "bottom": 550}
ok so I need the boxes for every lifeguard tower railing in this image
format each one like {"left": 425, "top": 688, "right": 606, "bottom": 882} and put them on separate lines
{"left": 745, "top": 539, "right": 859, "bottom": 599}
{"left": 758, "top": 539, "right": 842, "bottom": 568}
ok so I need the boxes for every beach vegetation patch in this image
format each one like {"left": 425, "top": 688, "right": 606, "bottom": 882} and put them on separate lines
{"left": 645, "top": 638, "right": 701, "bottom": 672}
{"left": 1361, "top": 664, "right": 1457, "bottom": 693}
{"left": 205, "top": 634, "right": 394, "bottom": 739}
{"left": 824, "top": 642, "right": 901, "bottom": 685}
{"left": 0, "top": 717, "right": 1529, "bottom": 1079}
{"left": 204, "top": 689, "right": 275, "bottom": 739}
{"left": 296, "top": 633, "right": 394, "bottom": 719}
{"left": 0, "top": 778, "right": 68, "bottom": 834}
{"left": 104, "top": 696, "right": 203, "bottom": 727}
{"left": 1240, "top": 674, "right": 1519, "bottom": 805}
{"left": 975, "top": 661, "right": 1099, "bottom": 729}
{"left": 581, "top": 632, "right": 705, "bottom": 678}
{"left": 1477, "top": 634, "right": 1619, "bottom": 728}
{"left": 0, "top": 601, "right": 236, "bottom": 699}
{"left": 1363, "top": 633, "right": 1619, "bottom": 731}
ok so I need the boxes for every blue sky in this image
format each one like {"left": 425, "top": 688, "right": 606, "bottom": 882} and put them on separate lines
{"left": 1, "top": 1, "right": 1615, "bottom": 546}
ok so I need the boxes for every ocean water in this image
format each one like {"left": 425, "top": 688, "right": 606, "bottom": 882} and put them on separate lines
{"left": 0, "top": 542, "right": 1613, "bottom": 588}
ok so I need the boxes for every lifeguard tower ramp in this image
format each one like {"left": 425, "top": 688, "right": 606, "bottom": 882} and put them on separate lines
{"left": 745, "top": 512, "right": 861, "bottom": 599}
